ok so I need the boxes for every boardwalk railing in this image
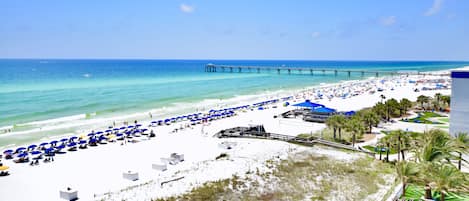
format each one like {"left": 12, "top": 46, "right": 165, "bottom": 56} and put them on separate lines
{"left": 215, "top": 126, "right": 374, "bottom": 156}
{"left": 205, "top": 64, "right": 450, "bottom": 77}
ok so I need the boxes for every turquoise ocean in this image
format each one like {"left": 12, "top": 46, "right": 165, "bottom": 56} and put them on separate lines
{"left": 1, "top": 59, "right": 468, "bottom": 148}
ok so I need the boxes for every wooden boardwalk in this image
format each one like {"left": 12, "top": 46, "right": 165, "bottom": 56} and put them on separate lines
{"left": 205, "top": 64, "right": 449, "bottom": 77}
{"left": 215, "top": 126, "right": 374, "bottom": 156}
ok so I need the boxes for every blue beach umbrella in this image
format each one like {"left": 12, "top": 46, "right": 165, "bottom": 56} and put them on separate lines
{"left": 116, "top": 133, "right": 123, "bottom": 137}
{"left": 87, "top": 133, "right": 95, "bottom": 137}
{"left": 96, "top": 131, "right": 103, "bottom": 134}
{"left": 67, "top": 142, "right": 77, "bottom": 147}
{"left": 127, "top": 125, "right": 134, "bottom": 128}
{"left": 17, "top": 153, "right": 28, "bottom": 158}
{"left": 136, "top": 124, "right": 142, "bottom": 127}
{"left": 31, "top": 151, "right": 42, "bottom": 155}
{"left": 79, "top": 140, "right": 87, "bottom": 144}
{"left": 113, "top": 128, "right": 119, "bottom": 131}
{"left": 45, "top": 148, "right": 54, "bottom": 153}
{"left": 55, "top": 144, "right": 65, "bottom": 149}
{"left": 151, "top": 121, "right": 157, "bottom": 123}
{"left": 16, "top": 147, "right": 26, "bottom": 152}
{"left": 39, "top": 142, "right": 49, "bottom": 146}
{"left": 120, "top": 127, "right": 126, "bottom": 130}
{"left": 3, "top": 149, "right": 13, "bottom": 154}
{"left": 50, "top": 140, "right": 58, "bottom": 144}
{"left": 60, "top": 138, "right": 68, "bottom": 143}
{"left": 28, "top": 144, "right": 37, "bottom": 149}
{"left": 69, "top": 136, "right": 78, "bottom": 141}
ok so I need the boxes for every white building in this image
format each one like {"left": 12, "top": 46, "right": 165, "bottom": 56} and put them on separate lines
{"left": 449, "top": 71, "right": 469, "bottom": 136}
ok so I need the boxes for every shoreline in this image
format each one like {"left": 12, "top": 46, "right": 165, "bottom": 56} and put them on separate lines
{"left": 2, "top": 66, "right": 463, "bottom": 149}
{"left": 0, "top": 66, "right": 458, "bottom": 201}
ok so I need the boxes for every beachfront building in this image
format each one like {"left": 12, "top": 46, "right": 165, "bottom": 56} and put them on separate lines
{"left": 449, "top": 71, "right": 469, "bottom": 136}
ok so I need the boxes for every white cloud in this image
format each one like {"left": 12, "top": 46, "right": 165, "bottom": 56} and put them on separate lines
{"left": 180, "top": 3, "right": 194, "bottom": 13}
{"left": 311, "top": 32, "right": 321, "bottom": 38}
{"left": 424, "top": 0, "right": 444, "bottom": 16}
{"left": 380, "top": 16, "right": 396, "bottom": 26}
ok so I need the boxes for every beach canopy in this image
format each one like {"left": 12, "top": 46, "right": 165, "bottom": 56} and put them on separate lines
{"left": 50, "top": 140, "right": 58, "bottom": 144}
{"left": 113, "top": 128, "right": 119, "bottom": 131}
{"left": 120, "top": 127, "right": 126, "bottom": 129}
{"left": 292, "top": 100, "right": 324, "bottom": 109}
{"left": 0, "top": 165, "right": 9, "bottom": 171}
{"left": 39, "top": 142, "right": 49, "bottom": 146}
{"left": 45, "top": 148, "right": 54, "bottom": 153}
{"left": 28, "top": 144, "right": 37, "bottom": 149}
{"left": 344, "top": 111, "right": 356, "bottom": 116}
{"left": 60, "top": 138, "right": 68, "bottom": 142}
{"left": 69, "top": 136, "right": 78, "bottom": 140}
{"left": 79, "top": 140, "right": 87, "bottom": 144}
{"left": 312, "top": 107, "right": 336, "bottom": 113}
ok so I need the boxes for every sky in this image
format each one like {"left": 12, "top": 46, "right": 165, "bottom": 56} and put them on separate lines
{"left": 1, "top": 0, "right": 468, "bottom": 60}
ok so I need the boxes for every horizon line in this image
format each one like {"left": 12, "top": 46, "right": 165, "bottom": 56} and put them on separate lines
{"left": 1, "top": 57, "right": 469, "bottom": 62}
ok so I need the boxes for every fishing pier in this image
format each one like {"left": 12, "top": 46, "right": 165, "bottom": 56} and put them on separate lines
{"left": 205, "top": 64, "right": 447, "bottom": 77}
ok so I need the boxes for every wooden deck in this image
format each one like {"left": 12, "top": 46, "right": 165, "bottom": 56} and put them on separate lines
{"left": 215, "top": 126, "right": 374, "bottom": 156}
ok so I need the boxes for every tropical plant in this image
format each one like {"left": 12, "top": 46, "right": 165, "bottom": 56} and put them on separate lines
{"left": 395, "top": 161, "right": 419, "bottom": 197}
{"left": 451, "top": 132, "right": 469, "bottom": 170}
{"left": 372, "top": 102, "right": 387, "bottom": 120}
{"left": 417, "top": 95, "right": 430, "bottom": 110}
{"left": 361, "top": 110, "right": 380, "bottom": 133}
{"left": 399, "top": 98, "right": 412, "bottom": 116}
{"left": 380, "top": 94, "right": 386, "bottom": 103}
{"left": 389, "top": 130, "right": 411, "bottom": 162}
{"left": 430, "top": 163, "right": 468, "bottom": 201}
{"left": 345, "top": 116, "right": 365, "bottom": 147}
{"left": 385, "top": 98, "right": 399, "bottom": 121}
{"left": 379, "top": 134, "right": 393, "bottom": 162}
{"left": 326, "top": 115, "right": 340, "bottom": 140}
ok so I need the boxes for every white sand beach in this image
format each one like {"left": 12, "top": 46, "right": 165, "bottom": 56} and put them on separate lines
{"left": 0, "top": 70, "right": 457, "bottom": 201}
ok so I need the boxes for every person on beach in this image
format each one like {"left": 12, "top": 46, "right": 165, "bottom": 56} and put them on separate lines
{"left": 149, "top": 112, "right": 152, "bottom": 119}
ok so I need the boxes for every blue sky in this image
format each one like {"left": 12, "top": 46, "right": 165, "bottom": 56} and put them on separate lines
{"left": 1, "top": 0, "right": 468, "bottom": 60}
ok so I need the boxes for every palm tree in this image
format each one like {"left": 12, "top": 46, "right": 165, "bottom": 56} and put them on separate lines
{"left": 451, "top": 132, "right": 469, "bottom": 170}
{"left": 380, "top": 94, "right": 386, "bottom": 103}
{"left": 395, "top": 161, "right": 419, "bottom": 197}
{"left": 417, "top": 95, "right": 430, "bottom": 111}
{"left": 385, "top": 98, "right": 399, "bottom": 121}
{"left": 435, "top": 93, "right": 442, "bottom": 108}
{"left": 362, "top": 110, "right": 380, "bottom": 133}
{"left": 372, "top": 102, "right": 387, "bottom": 120}
{"left": 441, "top": 95, "right": 451, "bottom": 108}
{"left": 345, "top": 117, "right": 365, "bottom": 147}
{"left": 430, "top": 163, "right": 468, "bottom": 201}
{"left": 335, "top": 115, "right": 347, "bottom": 141}
{"left": 376, "top": 142, "right": 384, "bottom": 160}
{"left": 389, "top": 130, "right": 410, "bottom": 162}
{"left": 399, "top": 98, "right": 412, "bottom": 116}
{"left": 414, "top": 129, "right": 453, "bottom": 199}
{"left": 326, "top": 115, "right": 339, "bottom": 140}
{"left": 380, "top": 134, "right": 393, "bottom": 162}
